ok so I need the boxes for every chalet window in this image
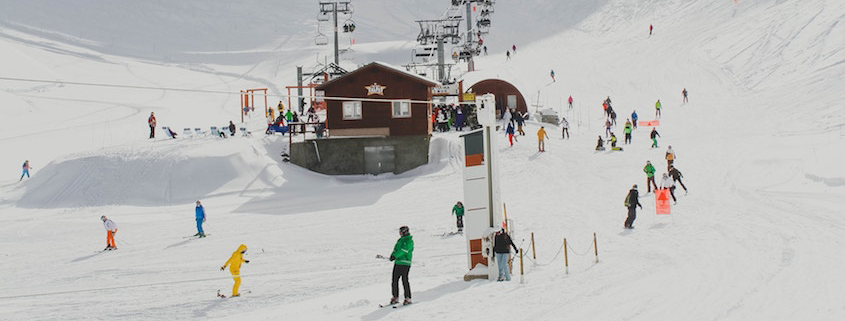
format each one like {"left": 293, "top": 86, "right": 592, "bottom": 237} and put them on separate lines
{"left": 343, "top": 101, "right": 362, "bottom": 120}
{"left": 391, "top": 100, "right": 411, "bottom": 118}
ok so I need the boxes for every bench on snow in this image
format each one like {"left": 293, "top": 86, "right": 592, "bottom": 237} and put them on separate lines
{"left": 266, "top": 125, "right": 288, "bottom": 135}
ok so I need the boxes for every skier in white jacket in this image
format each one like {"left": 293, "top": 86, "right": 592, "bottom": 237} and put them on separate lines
{"left": 659, "top": 173, "right": 677, "bottom": 204}
{"left": 101, "top": 215, "right": 118, "bottom": 250}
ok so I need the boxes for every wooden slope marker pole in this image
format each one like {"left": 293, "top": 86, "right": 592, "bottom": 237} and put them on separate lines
{"left": 519, "top": 247, "right": 524, "bottom": 284}
{"left": 564, "top": 238, "right": 569, "bottom": 275}
{"left": 594, "top": 232, "right": 599, "bottom": 263}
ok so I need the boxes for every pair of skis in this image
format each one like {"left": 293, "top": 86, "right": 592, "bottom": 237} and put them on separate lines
{"left": 379, "top": 301, "right": 412, "bottom": 309}
{"left": 374, "top": 254, "right": 414, "bottom": 309}
{"left": 185, "top": 234, "right": 210, "bottom": 238}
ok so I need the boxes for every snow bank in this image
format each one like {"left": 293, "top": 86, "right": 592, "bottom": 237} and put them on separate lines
{"left": 18, "top": 139, "right": 281, "bottom": 208}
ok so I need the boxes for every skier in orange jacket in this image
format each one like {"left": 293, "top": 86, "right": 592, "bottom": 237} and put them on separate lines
{"left": 220, "top": 244, "right": 250, "bottom": 297}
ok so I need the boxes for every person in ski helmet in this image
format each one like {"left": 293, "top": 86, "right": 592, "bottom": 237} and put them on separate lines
{"left": 101, "top": 215, "right": 118, "bottom": 250}
{"left": 389, "top": 226, "right": 414, "bottom": 305}
{"left": 624, "top": 185, "right": 643, "bottom": 229}
{"left": 493, "top": 227, "right": 518, "bottom": 281}
{"left": 195, "top": 201, "right": 206, "bottom": 237}
{"left": 452, "top": 202, "right": 465, "bottom": 233}
{"left": 221, "top": 244, "right": 249, "bottom": 297}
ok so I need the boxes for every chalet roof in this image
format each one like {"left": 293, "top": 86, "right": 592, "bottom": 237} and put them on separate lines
{"left": 315, "top": 61, "right": 439, "bottom": 90}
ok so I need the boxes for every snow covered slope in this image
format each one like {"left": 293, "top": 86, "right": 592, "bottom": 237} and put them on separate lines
{"left": 1, "top": 0, "right": 844, "bottom": 320}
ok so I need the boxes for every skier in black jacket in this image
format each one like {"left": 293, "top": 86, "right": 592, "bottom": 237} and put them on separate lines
{"left": 624, "top": 185, "right": 643, "bottom": 229}
{"left": 650, "top": 128, "right": 661, "bottom": 148}
{"left": 669, "top": 166, "right": 688, "bottom": 193}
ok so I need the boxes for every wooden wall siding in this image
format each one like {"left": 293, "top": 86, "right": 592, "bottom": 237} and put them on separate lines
{"left": 468, "top": 79, "right": 528, "bottom": 114}
{"left": 321, "top": 66, "right": 434, "bottom": 136}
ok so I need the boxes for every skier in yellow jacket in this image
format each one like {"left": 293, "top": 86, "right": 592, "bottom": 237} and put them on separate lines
{"left": 537, "top": 126, "right": 549, "bottom": 152}
{"left": 220, "top": 244, "right": 249, "bottom": 297}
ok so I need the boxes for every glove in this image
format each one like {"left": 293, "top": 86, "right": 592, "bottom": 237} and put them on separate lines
{"left": 638, "top": 204, "right": 643, "bottom": 209}
{"left": 220, "top": 266, "right": 225, "bottom": 271}
{"left": 245, "top": 260, "right": 250, "bottom": 263}
{"left": 514, "top": 249, "right": 519, "bottom": 254}
{"left": 389, "top": 255, "right": 396, "bottom": 261}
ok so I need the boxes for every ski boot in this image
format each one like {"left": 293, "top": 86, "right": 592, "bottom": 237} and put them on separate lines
{"left": 403, "top": 298, "right": 412, "bottom": 305}
{"left": 389, "top": 297, "right": 399, "bottom": 305}
{"left": 199, "top": 233, "right": 206, "bottom": 238}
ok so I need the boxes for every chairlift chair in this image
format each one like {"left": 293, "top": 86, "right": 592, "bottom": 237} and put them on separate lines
{"left": 317, "top": 12, "right": 329, "bottom": 22}
{"left": 315, "top": 33, "right": 328, "bottom": 46}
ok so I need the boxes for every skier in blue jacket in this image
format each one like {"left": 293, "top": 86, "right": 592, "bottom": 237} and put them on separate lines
{"left": 631, "top": 111, "right": 638, "bottom": 129}
{"left": 195, "top": 200, "right": 206, "bottom": 237}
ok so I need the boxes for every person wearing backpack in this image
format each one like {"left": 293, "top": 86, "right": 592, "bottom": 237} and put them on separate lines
{"left": 20, "top": 160, "right": 32, "bottom": 181}
{"left": 624, "top": 185, "right": 643, "bottom": 229}
{"left": 623, "top": 119, "right": 633, "bottom": 144}
{"left": 665, "top": 146, "right": 676, "bottom": 168}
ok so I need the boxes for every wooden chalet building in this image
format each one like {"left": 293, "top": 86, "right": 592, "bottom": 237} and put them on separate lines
{"left": 290, "top": 62, "right": 439, "bottom": 175}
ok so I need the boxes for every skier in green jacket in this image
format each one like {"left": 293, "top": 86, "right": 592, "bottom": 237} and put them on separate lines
{"left": 655, "top": 99, "right": 662, "bottom": 118}
{"left": 452, "top": 202, "right": 465, "bottom": 233}
{"left": 643, "top": 161, "right": 658, "bottom": 193}
{"left": 389, "top": 226, "right": 414, "bottom": 306}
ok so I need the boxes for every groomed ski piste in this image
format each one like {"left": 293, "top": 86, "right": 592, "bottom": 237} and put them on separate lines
{"left": 1, "top": 0, "right": 844, "bottom": 320}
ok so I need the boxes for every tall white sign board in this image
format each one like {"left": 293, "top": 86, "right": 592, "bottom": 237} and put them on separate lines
{"left": 460, "top": 94, "right": 504, "bottom": 281}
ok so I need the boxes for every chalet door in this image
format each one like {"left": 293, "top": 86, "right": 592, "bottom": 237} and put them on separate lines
{"left": 364, "top": 146, "right": 395, "bottom": 175}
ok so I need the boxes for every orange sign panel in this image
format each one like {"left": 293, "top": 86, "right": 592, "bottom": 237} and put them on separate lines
{"left": 655, "top": 189, "right": 671, "bottom": 214}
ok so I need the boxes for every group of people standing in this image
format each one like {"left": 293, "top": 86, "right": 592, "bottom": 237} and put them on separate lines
{"left": 433, "top": 104, "right": 475, "bottom": 132}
